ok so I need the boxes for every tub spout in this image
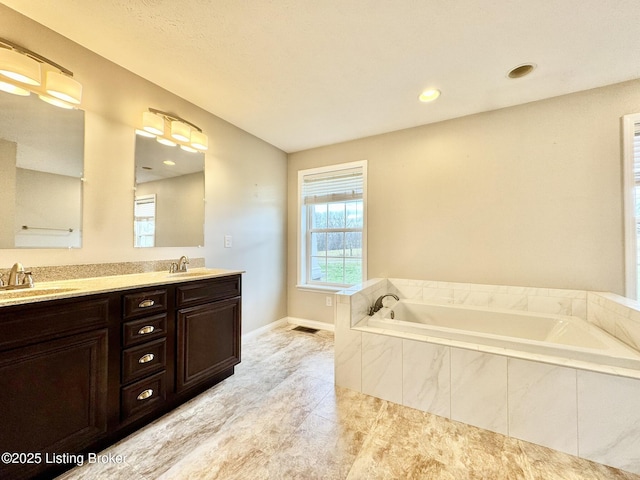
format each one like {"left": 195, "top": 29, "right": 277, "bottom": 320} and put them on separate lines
{"left": 369, "top": 294, "right": 399, "bottom": 315}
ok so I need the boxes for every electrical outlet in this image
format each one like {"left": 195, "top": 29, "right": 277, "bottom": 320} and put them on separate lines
{"left": 325, "top": 296, "right": 332, "bottom": 307}
{"left": 224, "top": 235, "right": 232, "bottom": 248}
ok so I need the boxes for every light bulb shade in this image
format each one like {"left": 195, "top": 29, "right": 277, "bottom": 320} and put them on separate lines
{"left": 157, "top": 136, "right": 177, "bottom": 147}
{"left": 171, "top": 120, "right": 191, "bottom": 142}
{"left": 0, "top": 48, "right": 41, "bottom": 86}
{"left": 0, "top": 79, "right": 30, "bottom": 96}
{"left": 143, "top": 111, "right": 164, "bottom": 135}
{"left": 38, "top": 94, "right": 74, "bottom": 109}
{"left": 135, "top": 128, "right": 156, "bottom": 138}
{"left": 180, "top": 144, "right": 198, "bottom": 153}
{"left": 190, "top": 130, "right": 208, "bottom": 151}
{"left": 46, "top": 71, "right": 82, "bottom": 104}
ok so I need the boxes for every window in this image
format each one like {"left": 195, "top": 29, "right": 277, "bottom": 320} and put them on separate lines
{"left": 298, "top": 161, "right": 367, "bottom": 289}
{"left": 134, "top": 194, "right": 156, "bottom": 247}
{"left": 623, "top": 113, "right": 640, "bottom": 299}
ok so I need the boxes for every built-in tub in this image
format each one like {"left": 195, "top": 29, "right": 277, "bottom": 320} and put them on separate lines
{"left": 363, "top": 299, "right": 640, "bottom": 370}
{"left": 337, "top": 280, "right": 640, "bottom": 473}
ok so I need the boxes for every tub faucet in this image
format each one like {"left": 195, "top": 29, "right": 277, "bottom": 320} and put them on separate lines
{"left": 369, "top": 294, "right": 399, "bottom": 315}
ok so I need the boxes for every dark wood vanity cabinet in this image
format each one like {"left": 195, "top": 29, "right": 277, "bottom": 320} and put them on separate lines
{"left": 0, "top": 297, "right": 111, "bottom": 480}
{"left": 0, "top": 273, "right": 241, "bottom": 480}
{"left": 176, "top": 299, "right": 241, "bottom": 392}
{"left": 120, "top": 288, "right": 170, "bottom": 424}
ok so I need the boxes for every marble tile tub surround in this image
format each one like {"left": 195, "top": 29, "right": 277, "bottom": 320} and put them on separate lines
{"left": 336, "top": 278, "right": 640, "bottom": 474}
{"left": 1, "top": 258, "right": 205, "bottom": 283}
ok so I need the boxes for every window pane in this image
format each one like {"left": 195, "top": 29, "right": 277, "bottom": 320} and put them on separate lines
{"left": 328, "top": 202, "right": 345, "bottom": 228}
{"left": 312, "top": 204, "right": 327, "bottom": 229}
{"left": 310, "top": 232, "right": 327, "bottom": 256}
{"left": 326, "top": 257, "right": 345, "bottom": 284}
{"left": 345, "top": 232, "right": 362, "bottom": 257}
{"left": 310, "top": 256, "right": 327, "bottom": 282}
{"left": 345, "top": 259, "right": 362, "bottom": 285}
{"left": 346, "top": 201, "right": 363, "bottom": 228}
{"left": 327, "top": 232, "right": 344, "bottom": 257}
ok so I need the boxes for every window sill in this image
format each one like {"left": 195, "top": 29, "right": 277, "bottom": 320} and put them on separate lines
{"left": 296, "top": 284, "right": 346, "bottom": 293}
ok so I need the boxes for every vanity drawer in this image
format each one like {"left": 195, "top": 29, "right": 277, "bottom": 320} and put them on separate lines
{"left": 123, "top": 289, "right": 167, "bottom": 319}
{"left": 122, "top": 338, "right": 166, "bottom": 384}
{"left": 0, "top": 297, "right": 109, "bottom": 351}
{"left": 176, "top": 275, "right": 241, "bottom": 307}
{"left": 120, "top": 371, "right": 166, "bottom": 423}
{"left": 122, "top": 314, "right": 167, "bottom": 347}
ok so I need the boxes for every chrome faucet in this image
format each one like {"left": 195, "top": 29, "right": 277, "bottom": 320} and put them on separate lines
{"left": 178, "top": 255, "right": 190, "bottom": 272}
{"left": 0, "top": 262, "right": 34, "bottom": 290}
{"left": 369, "top": 294, "right": 399, "bottom": 315}
{"left": 8, "top": 262, "right": 25, "bottom": 286}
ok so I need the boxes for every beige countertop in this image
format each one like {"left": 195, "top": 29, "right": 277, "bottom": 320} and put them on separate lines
{"left": 0, "top": 267, "right": 244, "bottom": 308}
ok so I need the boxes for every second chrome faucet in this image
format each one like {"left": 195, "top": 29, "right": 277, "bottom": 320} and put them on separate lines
{"left": 169, "top": 256, "right": 190, "bottom": 273}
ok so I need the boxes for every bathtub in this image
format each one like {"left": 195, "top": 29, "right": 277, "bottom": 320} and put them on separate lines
{"left": 364, "top": 299, "right": 640, "bottom": 370}
{"left": 337, "top": 279, "right": 640, "bottom": 473}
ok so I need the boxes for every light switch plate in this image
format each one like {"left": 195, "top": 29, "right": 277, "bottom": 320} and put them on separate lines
{"left": 224, "top": 235, "right": 232, "bottom": 248}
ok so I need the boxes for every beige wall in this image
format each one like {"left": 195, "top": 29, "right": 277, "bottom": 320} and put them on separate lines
{"left": 0, "top": 5, "right": 288, "bottom": 333}
{"left": 0, "top": 139, "right": 17, "bottom": 248}
{"left": 136, "top": 172, "right": 204, "bottom": 248}
{"left": 288, "top": 79, "right": 640, "bottom": 324}
{"left": 14, "top": 169, "right": 82, "bottom": 248}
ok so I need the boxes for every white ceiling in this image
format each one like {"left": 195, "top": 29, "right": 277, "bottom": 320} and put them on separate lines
{"left": 3, "top": 0, "right": 640, "bottom": 153}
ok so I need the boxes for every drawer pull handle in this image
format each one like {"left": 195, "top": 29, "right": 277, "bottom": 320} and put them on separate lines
{"left": 138, "top": 299, "right": 155, "bottom": 308}
{"left": 138, "top": 353, "right": 155, "bottom": 364}
{"left": 137, "top": 389, "right": 154, "bottom": 401}
{"left": 138, "top": 325, "right": 155, "bottom": 335}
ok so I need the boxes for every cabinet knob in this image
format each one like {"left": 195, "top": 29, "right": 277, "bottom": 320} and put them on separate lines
{"left": 138, "top": 299, "right": 155, "bottom": 308}
{"left": 136, "top": 389, "right": 154, "bottom": 401}
{"left": 138, "top": 325, "right": 155, "bottom": 335}
{"left": 138, "top": 353, "right": 155, "bottom": 364}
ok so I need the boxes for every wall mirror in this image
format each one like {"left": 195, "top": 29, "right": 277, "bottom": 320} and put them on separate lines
{"left": 134, "top": 135, "right": 204, "bottom": 247}
{"left": 0, "top": 90, "right": 84, "bottom": 249}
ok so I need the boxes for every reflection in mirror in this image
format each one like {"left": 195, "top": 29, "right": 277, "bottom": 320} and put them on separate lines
{"left": 623, "top": 113, "right": 640, "bottom": 299}
{"left": 134, "top": 135, "right": 204, "bottom": 248}
{"left": 0, "top": 91, "right": 84, "bottom": 248}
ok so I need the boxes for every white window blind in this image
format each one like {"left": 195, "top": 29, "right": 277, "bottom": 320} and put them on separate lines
{"left": 302, "top": 167, "right": 363, "bottom": 205}
{"left": 134, "top": 195, "right": 156, "bottom": 217}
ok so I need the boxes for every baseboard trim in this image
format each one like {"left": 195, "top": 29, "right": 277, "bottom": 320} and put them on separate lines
{"left": 242, "top": 317, "right": 288, "bottom": 341}
{"left": 287, "top": 317, "right": 335, "bottom": 332}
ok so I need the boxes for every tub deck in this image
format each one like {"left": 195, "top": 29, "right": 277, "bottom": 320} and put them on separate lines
{"left": 357, "top": 300, "right": 640, "bottom": 374}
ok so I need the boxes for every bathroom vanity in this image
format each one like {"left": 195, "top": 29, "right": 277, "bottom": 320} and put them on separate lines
{"left": 0, "top": 268, "right": 242, "bottom": 480}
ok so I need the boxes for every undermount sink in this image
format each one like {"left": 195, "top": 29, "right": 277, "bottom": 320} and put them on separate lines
{"left": 167, "top": 271, "right": 215, "bottom": 278}
{"left": 0, "top": 287, "right": 78, "bottom": 299}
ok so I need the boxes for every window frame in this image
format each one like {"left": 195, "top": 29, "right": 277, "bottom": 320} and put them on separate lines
{"left": 134, "top": 193, "right": 157, "bottom": 248}
{"left": 297, "top": 160, "right": 367, "bottom": 291}
{"left": 623, "top": 113, "right": 640, "bottom": 299}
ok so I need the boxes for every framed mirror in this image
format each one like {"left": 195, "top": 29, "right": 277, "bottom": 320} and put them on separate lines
{"left": 0, "top": 90, "right": 84, "bottom": 249}
{"left": 134, "top": 135, "right": 204, "bottom": 248}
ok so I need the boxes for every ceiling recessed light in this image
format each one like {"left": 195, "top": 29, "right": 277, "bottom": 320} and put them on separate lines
{"left": 508, "top": 63, "right": 536, "bottom": 79}
{"left": 163, "top": 160, "right": 176, "bottom": 166}
{"left": 419, "top": 89, "right": 441, "bottom": 103}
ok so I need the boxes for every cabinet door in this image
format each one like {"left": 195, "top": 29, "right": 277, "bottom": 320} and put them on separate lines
{"left": 0, "top": 329, "right": 108, "bottom": 480}
{"left": 176, "top": 297, "right": 241, "bottom": 393}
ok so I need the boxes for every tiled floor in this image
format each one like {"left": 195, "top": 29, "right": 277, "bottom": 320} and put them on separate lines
{"left": 59, "top": 324, "right": 640, "bottom": 480}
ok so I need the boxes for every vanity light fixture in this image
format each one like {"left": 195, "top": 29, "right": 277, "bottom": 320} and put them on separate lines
{"left": 0, "top": 37, "right": 82, "bottom": 108}
{"left": 137, "top": 108, "right": 209, "bottom": 152}
{"left": 419, "top": 88, "right": 441, "bottom": 103}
